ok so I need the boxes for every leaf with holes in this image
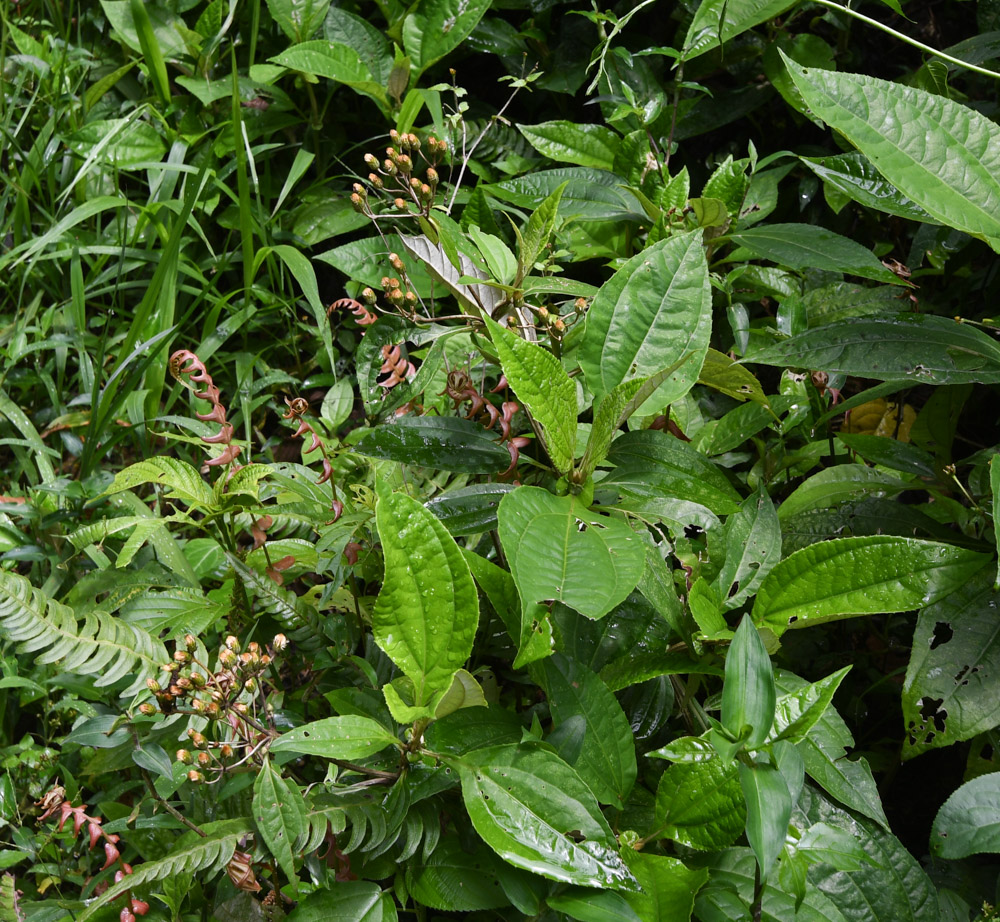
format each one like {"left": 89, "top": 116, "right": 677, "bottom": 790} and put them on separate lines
{"left": 713, "top": 489, "right": 781, "bottom": 612}
{"left": 253, "top": 758, "right": 306, "bottom": 895}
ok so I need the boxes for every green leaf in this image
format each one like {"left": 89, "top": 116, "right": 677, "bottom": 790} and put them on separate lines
{"left": 100, "top": 0, "right": 188, "bottom": 58}
{"left": 775, "top": 671, "right": 888, "bottom": 828}
{"left": 519, "top": 181, "right": 567, "bottom": 279}
{"left": 836, "top": 433, "right": 936, "bottom": 478}
{"left": 992, "top": 455, "right": 1000, "bottom": 589}
{"left": 266, "top": 245, "right": 336, "bottom": 370}
{"left": 374, "top": 485, "right": 479, "bottom": 703}
{"left": 930, "top": 773, "right": 1000, "bottom": 859}
{"left": 580, "top": 231, "right": 711, "bottom": 408}
{"left": 253, "top": 758, "right": 306, "bottom": 895}
{"left": 752, "top": 536, "right": 988, "bottom": 635}
{"left": 454, "top": 744, "right": 637, "bottom": 890}
{"left": 67, "top": 118, "right": 166, "bottom": 168}
{"left": 468, "top": 226, "right": 517, "bottom": 285}
{"left": 683, "top": 0, "right": 799, "bottom": 60}
{"left": 403, "top": 0, "right": 491, "bottom": 78}
{"left": 100, "top": 457, "right": 216, "bottom": 509}
{"left": 487, "top": 168, "right": 646, "bottom": 222}
{"left": 270, "top": 716, "right": 399, "bottom": 759}
{"left": 726, "top": 224, "right": 900, "bottom": 284}
{"left": 902, "top": 569, "right": 1000, "bottom": 758}
{"left": 800, "top": 152, "right": 938, "bottom": 224}
{"left": 621, "top": 851, "right": 708, "bottom": 922}
{"left": 776, "top": 466, "right": 912, "bottom": 521}
{"left": 655, "top": 758, "right": 747, "bottom": 851}
{"left": 722, "top": 616, "right": 776, "bottom": 751}
{"left": 698, "top": 349, "right": 769, "bottom": 405}
{"left": 286, "top": 881, "right": 394, "bottom": 922}
{"left": 266, "top": 0, "right": 331, "bottom": 42}
{"left": 747, "top": 314, "right": 1000, "bottom": 385}
{"left": 269, "top": 41, "right": 389, "bottom": 109}
{"left": 426, "top": 483, "right": 515, "bottom": 535}
{"left": 498, "top": 487, "right": 645, "bottom": 621}
{"left": 405, "top": 837, "right": 511, "bottom": 911}
{"left": 713, "top": 489, "right": 781, "bottom": 612}
{"left": 547, "top": 887, "right": 642, "bottom": 922}
{"left": 519, "top": 121, "right": 621, "bottom": 170}
{"left": 483, "top": 316, "right": 577, "bottom": 473}
{"left": 534, "top": 653, "right": 636, "bottom": 806}
{"left": 783, "top": 54, "right": 1000, "bottom": 247}
{"left": 739, "top": 762, "right": 791, "bottom": 882}
{"left": 772, "top": 667, "right": 851, "bottom": 744}
{"left": 353, "top": 416, "right": 512, "bottom": 474}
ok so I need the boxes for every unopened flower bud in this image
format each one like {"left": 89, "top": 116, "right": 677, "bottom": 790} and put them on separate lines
{"left": 244, "top": 678, "right": 258, "bottom": 693}
{"left": 389, "top": 253, "right": 404, "bottom": 271}
{"left": 397, "top": 154, "right": 412, "bottom": 171}
{"left": 147, "top": 678, "right": 161, "bottom": 693}
{"left": 389, "top": 129, "right": 400, "bottom": 144}
{"left": 173, "top": 650, "right": 189, "bottom": 664}
{"left": 184, "top": 634, "right": 198, "bottom": 652}
{"left": 409, "top": 133, "right": 421, "bottom": 150}
{"left": 404, "top": 291, "right": 417, "bottom": 306}
{"left": 197, "top": 751, "right": 212, "bottom": 767}
{"left": 188, "top": 730, "right": 208, "bottom": 749}
{"left": 206, "top": 702, "right": 220, "bottom": 719}
{"left": 350, "top": 193, "right": 363, "bottom": 211}
{"left": 191, "top": 698, "right": 207, "bottom": 714}
{"left": 537, "top": 306, "right": 549, "bottom": 320}
{"left": 176, "top": 749, "right": 193, "bottom": 764}
{"left": 138, "top": 703, "right": 156, "bottom": 716}
{"left": 393, "top": 197, "right": 407, "bottom": 210}
{"left": 368, "top": 173, "right": 383, "bottom": 189}
{"left": 187, "top": 770, "right": 204, "bottom": 784}
{"left": 260, "top": 654, "right": 271, "bottom": 667}
{"left": 220, "top": 744, "right": 234, "bottom": 759}
{"left": 234, "top": 702, "right": 249, "bottom": 715}
{"left": 426, "top": 167, "right": 438, "bottom": 184}
{"left": 169, "top": 684, "right": 183, "bottom": 697}
{"left": 160, "top": 662, "right": 179, "bottom": 673}
{"left": 225, "top": 636, "right": 240, "bottom": 651}
{"left": 190, "top": 672, "right": 206, "bottom": 688}
{"left": 553, "top": 318, "right": 566, "bottom": 333}
{"left": 176, "top": 677, "right": 192, "bottom": 691}
{"left": 273, "top": 634, "right": 288, "bottom": 651}
{"left": 364, "top": 153, "right": 378, "bottom": 169}
{"left": 383, "top": 159, "right": 397, "bottom": 175}
{"left": 219, "top": 648, "right": 237, "bottom": 668}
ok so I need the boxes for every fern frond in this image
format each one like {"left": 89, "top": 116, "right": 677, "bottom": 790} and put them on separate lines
{"left": 0, "top": 571, "right": 168, "bottom": 696}
{"left": 75, "top": 820, "right": 252, "bottom": 922}
{"left": 0, "top": 874, "right": 23, "bottom": 922}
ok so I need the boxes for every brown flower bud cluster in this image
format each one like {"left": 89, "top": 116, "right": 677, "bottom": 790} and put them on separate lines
{"left": 168, "top": 350, "right": 243, "bottom": 472}
{"left": 352, "top": 130, "right": 446, "bottom": 221}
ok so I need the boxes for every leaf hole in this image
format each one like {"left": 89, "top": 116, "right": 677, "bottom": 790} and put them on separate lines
{"left": 919, "top": 696, "right": 947, "bottom": 733}
{"left": 930, "top": 621, "right": 953, "bottom": 650}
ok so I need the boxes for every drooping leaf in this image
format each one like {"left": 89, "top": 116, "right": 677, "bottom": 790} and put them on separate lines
{"left": 253, "top": 759, "right": 306, "bottom": 895}
{"left": 930, "top": 773, "right": 1000, "bottom": 859}
{"left": 772, "top": 667, "right": 852, "bottom": 744}
{"left": 580, "top": 231, "right": 712, "bottom": 408}
{"left": 374, "top": 485, "right": 479, "bottom": 704}
{"left": 902, "top": 569, "right": 1000, "bottom": 758}
{"left": 100, "top": 457, "right": 216, "bottom": 509}
{"left": 454, "top": 744, "right": 638, "bottom": 890}
{"left": 426, "top": 483, "right": 516, "bottom": 535}
{"left": 784, "top": 55, "right": 1000, "bottom": 247}
{"left": 752, "top": 536, "right": 988, "bottom": 635}
{"left": 270, "top": 716, "right": 399, "bottom": 760}
{"left": 498, "top": 487, "right": 645, "bottom": 621}
{"left": 776, "top": 465, "right": 912, "bottom": 521}
{"left": 698, "top": 349, "right": 769, "bottom": 405}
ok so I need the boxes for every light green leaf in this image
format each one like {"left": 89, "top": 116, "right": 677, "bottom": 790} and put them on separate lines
{"left": 100, "top": 0, "right": 188, "bottom": 58}
{"left": 374, "top": 485, "right": 479, "bottom": 703}
{"left": 752, "top": 536, "right": 988, "bottom": 635}
{"left": 488, "top": 168, "right": 646, "bottom": 222}
{"left": 498, "top": 487, "right": 645, "bottom": 621}
{"left": 621, "top": 851, "right": 708, "bottom": 922}
{"left": 269, "top": 41, "right": 389, "bottom": 109}
{"left": 483, "top": 316, "right": 577, "bottom": 473}
{"left": 930, "top": 773, "right": 1000, "bottom": 859}
{"left": 683, "top": 0, "right": 798, "bottom": 60}
{"left": 727, "top": 224, "right": 901, "bottom": 284}
{"left": 722, "top": 616, "right": 776, "bottom": 751}
{"left": 287, "top": 880, "right": 394, "bottom": 922}
{"left": 67, "top": 118, "right": 166, "bottom": 167}
{"left": 739, "top": 762, "right": 791, "bottom": 882}
{"left": 580, "top": 231, "right": 711, "bottom": 408}
{"left": 266, "top": 0, "right": 331, "bottom": 42}
{"left": 100, "top": 457, "right": 216, "bottom": 509}
{"left": 784, "top": 54, "right": 1000, "bottom": 247}
{"left": 265, "top": 244, "right": 336, "bottom": 369}
{"left": 468, "top": 226, "right": 517, "bottom": 285}
{"left": 518, "top": 181, "right": 566, "bottom": 280}
{"left": 747, "top": 314, "right": 1000, "bottom": 385}
{"left": 698, "top": 349, "right": 768, "bottom": 405}
{"left": 713, "top": 489, "right": 781, "bottom": 612}
{"left": 902, "top": 569, "right": 1000, "bottom": 758}
{"left": 253, "top": 759, "right": 306, "bottom": 895}
{"left": 270, "top": 716, "right": 399, "bottom": 759}
{"left": 534, "top": 653, "right": 636, "bottom": 806}
{"left": 655, "top": 758, "right": 746, "bottom": 851}
{"left": 772, "top": 666, "right": 852, "bottom": 744}
{"left": 519, "top": 121, "right": 620, "bottom": 170}
{"left": 454, "top": 744, "right": 637, "bottom": 890}
{"left": 776, "top": 465, "right": 911, "bottom": 521}
{"left": 992, "top": 455, "right": 1000, "bottom": 589}
{"left": 403, "top": 0, "right": 491, "bottom": 78}
{"left": 548, "top": 887, "right": 641, "bottom": 922}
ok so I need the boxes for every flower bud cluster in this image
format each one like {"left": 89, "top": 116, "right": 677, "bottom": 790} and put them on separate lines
{"left": 351, "top": 132, "right": 447, "bottom": 222}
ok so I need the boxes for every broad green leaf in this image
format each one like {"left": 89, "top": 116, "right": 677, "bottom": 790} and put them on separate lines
{"left": 266, "top": 0, "right": 331, "bottom": 42}
{"left": 253, "top": 758, "right": 306, "bottom": 895}
{"left": 992, "top": 455, "right": 1000, "bottom": 588}
{"left": 713, "top": 490, "right": 781, "bottom": 612}
{"left": 324, "top": 6, "right": 392, "bottom": 84}
{"left": 518, "top": 181, "right": 566, "bottom": 280}
{"left": 270, "top": 716, "right": 399, "bottom": 759}
{"left": 317, "top": 234, "right": 436, "bottom": 298}
{"left": 374, "top": 485, "right": 479, "bottom": 703}
{"left": 683, "top": 0, "right": 798, "bottom": 60}
{"left": 698, "top": 349, "right": 768, "bottom": 405}
{"left": 798, "top": 786, "right": 939, "bottom": 922}
{"left": 772, "top": 666, "right": 851, "bottom": 744}
{"left": 405, "top": 837, "right": 511, "bottom": 911}
{"left": 534, "top": 653, "right": 636, "bottom": 806}
{"left": 488, "top": 168, "right": 646, "bottom": 222}
{"left": 100, "top": 458, "right": 215, "bottom": 509}
{"left": 722, "top": 616, "right": 776, "bottom": 750}
{"left": 800, "top": 152, "right": 938, "bottom": 224}
{"left": 454, "top": 744, "right": 638, "bottom": 890}
{"left": 649, "top": 735, "right": 719, "bottom": 764}
{"left": 775, "top": 671, "right": 888, "bottom": 828}
{"left": 776, "top": 465, "right": 912, "bottom": 521}
{"left": 902, "top": 569, "right": 1000, "bottom": 758}
{"left": 403, "top": 0, "right": 491, "bottom": 78}
{"left": 353, "top": 416, "right": 512, "bottom": 474}
{"left": 269, "top": 41, "right": 389, "bottom": 109}
{"left": 801, "top": 282, "right": 905, "bottom": 328}
{"left": 726, "top": 224, "right": 900, "bottom": 284}
{"left": 548, "top": 887, "right": 642, "bottom": 922}
{"left": 835, "top": 433, "right": 936, "bottom": 478}
{"left": 930, "top": 773, "right": 1000, "bottom": 859}
{"left": 604, "top": 430, "right": 743, "bottom": 515}
{"left": 655, "top": 758, "right": 746, "bottom": 851}
{"left": 753, "top": 536, "right": 988, "bottom": 635}
{"left": 600, "top": 652, "right": 723, "bottom": 693}
{"left": 747, "top": 314, "right": 1000, "bottom": 385}
{"left": 739, "top": 762, "right": 791, "bottom": 882}
{"left": 424, "top": 706, "right": 523, "bottom": 755}
{"left": 498, "top": 487, "right": 645, "bottom": 620}
{"left": 426, "top": 483, "right": 515, "bottom": 535}
{"left": 483, "top": 315, "right": 577, "bottom": 473}
{"left": 66, "top": 118, "right": 166, "bottom": 167}
{"left": 519, "top": 121, "right": 620, "bottom": 170}
{"left": 784, "top": 55, "right": 1000, "bottom": 247}
{"left": 796, "top": 822, "right": 872, "bottom": 871}
{"left": 468, "top": 226, "right": 517, "bottom": 285}
{"left": 286, "top": 881, "right": 393, "bottom": 921}
{"left": 621, "top": 851, "right": 708, "bottom": 922}
{"left": 100, "top": 0, "right": 187, "bottom": 58}
{"left": 580, "top": 231, "right": 711, "bottom": 408}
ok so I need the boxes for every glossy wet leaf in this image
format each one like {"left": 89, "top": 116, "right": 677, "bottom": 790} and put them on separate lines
{"left": 930, "top": 773, "right": 1000, "bottom": 858}
{"left": 266, "top": 0, "right": 331, "bottom": 42}
{"left": 488, "top": 168, "right": 646, "bottom": 222}
{"left": 374, "top": 485, "right": 479, "bottom": 703}
{"left": 498, "top": 487, "right": 645, "bottom": 620}
{"left": 772, "top": 667, "right": 851, "bottom": 744}
{"left": 405, "top": 837, "right": 511, "bottom": 911}
{"left": 753, "top": 536, "right": 989, "bottom": 634}
{"left": 580, "top": 231, "right": 711, "bottom": 408}
{"left": 353, "top": 416, "right": 511, "bottom": 474}
{"left": 519, "top": 120, "right": 620, "bottom": 170}
{"left": 902, "top": 569, "right": 1000, "bottom": 758}
{"left": 683, "top": 0, "right": 798, "bottom": 60}
{"left": 426, "top": 483, "right": 515, "bottom": 535}
{"left": 253, "top": 758, "right": 306, "bottom": 895}
{"left": 776, "top": 466, "right": 912, "bottom": 521}
{"left": 455, "top": 744, "right": 638, "bottom": 890}
{"left": 740, "top": 762, "right": 791, "bottom": 882}
{"left": 269, "top": 41, "right": 389, "bottom": 109}
{"left": 533, "top": 653, "right": 636, "bottom": 806}
{"left": 698, "top": 348, "right": 768, "bottom": 405}
{"left": 714, "top": 490, "right": 781, "bottom": 611}
{"left": 727, "top": 225, "right": 900, "bottom": 284}
{"left": 547, "top": 887, "right": 642, "bottom": 922}
{"left": 286, "top": 881, "right": 394, "bottom": 922}
{"left": 403, "top": 0, "right": 491, "bottom": 78}
{"left": 655, "top": 757, "right": 747, "bottom": 851}
{"left": 101, "top": 457, "right": 215, "bottom": 509}
{"left": 835, "top": 434, "right": 936, "bottom": 478}
{"left": 722, "top": 616, "right": 776, "bottom": 750}
{"left": 784, "top": 55, "right": 1000, "bottom": 247}
{"left": 484, "top": 315, "right": 577, "bottom": 474}
{"left": 66, "top": 119, "right": 166, "bottom": 167}
{"left": 747, "top": 314, "right": 1000, "bottom": 384}
{"left": 270, "top": 715, "right": 399, "bottom": 760}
